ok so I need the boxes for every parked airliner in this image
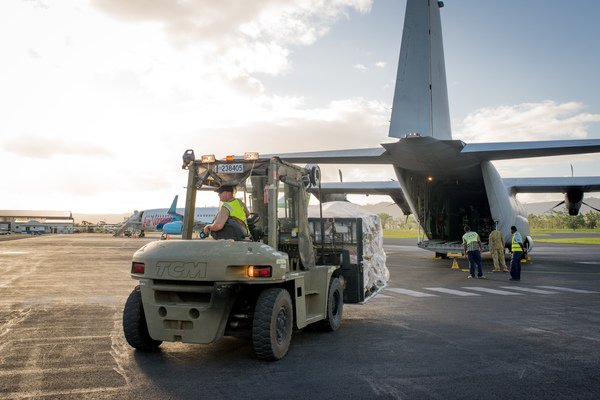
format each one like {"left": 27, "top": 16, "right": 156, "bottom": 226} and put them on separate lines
{"left": 113, "top": 196, "right": 217, "bottom": 237}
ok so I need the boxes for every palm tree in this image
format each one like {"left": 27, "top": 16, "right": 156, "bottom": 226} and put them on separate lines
{"left": 378, "top": 213, "right": 393, "bottom": 230}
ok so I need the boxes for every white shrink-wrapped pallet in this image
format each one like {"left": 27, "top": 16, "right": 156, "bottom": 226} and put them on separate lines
{"left": 308, "top": 201, "right": 389, "bottom": 300}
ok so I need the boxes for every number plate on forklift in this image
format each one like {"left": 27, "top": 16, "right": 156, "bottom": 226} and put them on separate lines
{"left": 217, "top": 164, "right": 243, "bottom": 173}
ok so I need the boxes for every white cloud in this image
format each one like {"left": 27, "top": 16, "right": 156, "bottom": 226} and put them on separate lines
{"left": 456, "top": 101, "right": 600, "bottom": 143}
{"left": 375, "top": 61, "right": 386, "bottom": 68}
{"left": 3, "top": 133, "right": 113, "bottom": 159}
{"left": 0, "top": 0, "right": 379, "bottom": 213}
{"left": 6, "top": 1, "right": 597, "bottom": 214}
{"left": 183, "top": 97, "right": 391, "bottom": 157}
{"left": 354, "top": 64, "right": 368, "bottom": 72}
{"left": 456, "top": 101, "right": 600, "bottom": 185}
{"left": 92, "top": 0, "right": 373, "bottom": 61}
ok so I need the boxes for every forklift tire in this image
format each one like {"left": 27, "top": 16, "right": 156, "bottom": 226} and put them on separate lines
{"left": 123, "top": 286, "right": 162, "bottom": 351}
{"left": 314, "top": 277, "right": 343, "bottom": 332}
{"left": 252, "top": 288, "right": 293, "bottom": 361}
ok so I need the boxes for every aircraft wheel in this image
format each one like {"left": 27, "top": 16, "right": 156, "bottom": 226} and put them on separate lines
{"left": 252, "top": 288, "right": 293, "bottom": 361}
{"left": 123, "top": 286, "right": 162, "bottom": 351}
{"left": 314, "top": 277, "right": 343, "bottom": 332}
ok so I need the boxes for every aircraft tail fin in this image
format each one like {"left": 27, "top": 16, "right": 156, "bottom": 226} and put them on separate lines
{"left": 168, "top": 195, "right": 178, "bottom": 214}
{"left": 167, "top": 195, "right": 184, "bottom": 221}
{"left": 389, "top": 0, "right": 452, "bottom": 140}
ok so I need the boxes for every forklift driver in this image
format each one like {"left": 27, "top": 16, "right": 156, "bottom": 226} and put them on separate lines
{"left": 203, "top": 185, "right": 250, "bottom": 240}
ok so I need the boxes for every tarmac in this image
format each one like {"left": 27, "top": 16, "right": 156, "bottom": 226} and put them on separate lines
{"left": 1, "top": 232, "right": 599, "bottom": 399}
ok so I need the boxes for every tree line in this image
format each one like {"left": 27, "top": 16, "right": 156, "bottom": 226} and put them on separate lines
{"left": 377, "top": 211, "right": 600, "bottom": 231}
{"left": 377, "top": 213, "right": 419, "bottom": 230}
{"left": 527, "top": 210, "right": 600, "bottom": 230}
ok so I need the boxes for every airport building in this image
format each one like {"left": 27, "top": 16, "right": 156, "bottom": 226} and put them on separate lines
{"left": 0, "top": 210, "right": 75, "bottom": 234}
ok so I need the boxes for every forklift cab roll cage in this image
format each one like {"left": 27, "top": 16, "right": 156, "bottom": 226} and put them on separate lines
{"left": 180, "top": 150, "right": 317, "bottom": 271}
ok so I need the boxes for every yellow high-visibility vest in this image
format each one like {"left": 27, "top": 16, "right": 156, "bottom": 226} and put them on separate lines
{"left": 223, "top": 199, "right": 249, "bottom": 234}
{"left": 462, "top": 231, "right": 480, "bottom": 252}
{"left": 511, "top": 231, "right": 523, "bottom": 252}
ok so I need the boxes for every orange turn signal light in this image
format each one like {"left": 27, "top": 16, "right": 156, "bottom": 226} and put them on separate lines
{"left": 248, "top": 266, "right": 272, "bottom": 278}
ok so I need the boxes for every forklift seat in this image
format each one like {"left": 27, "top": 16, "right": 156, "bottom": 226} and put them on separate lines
{"left": 211, "top": 219, "right": 248, "bottom": 241}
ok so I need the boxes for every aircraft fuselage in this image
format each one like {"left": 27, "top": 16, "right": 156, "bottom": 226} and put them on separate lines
{"left": 387, "top": 137, "right": 530, "bottom": 252}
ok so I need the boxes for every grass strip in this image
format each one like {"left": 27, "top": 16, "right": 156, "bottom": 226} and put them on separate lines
{"left": 383, "top": 230, "right": 419, "bottom": 238}
{"left": 534, "top": 238, "right": 600, "bottom": 245}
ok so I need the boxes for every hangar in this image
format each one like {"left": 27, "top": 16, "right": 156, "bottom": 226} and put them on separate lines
{"left": 0, "top": 210, "right": 75, "bottom": 234}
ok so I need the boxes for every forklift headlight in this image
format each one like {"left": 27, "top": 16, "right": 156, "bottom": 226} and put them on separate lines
{"left": 244, "top": 152, "right": 259, "bottom": 161}
{"left": 132, "top": 262, "right": 145, "bottom": 274}
{"left": 201, "top": 154, "right": 216, "bottom": 163}
{"left": 248, "top": 266, "right": 272, "bottom": 278}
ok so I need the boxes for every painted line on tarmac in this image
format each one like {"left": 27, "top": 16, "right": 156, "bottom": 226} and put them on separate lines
{"left": 462, "top": 287, "right": 523, "bottom": 295}
{"left": 536, "top": 286, "right": 599, "bottom": 294}
{"left": 498, "top": 286, "right": 558, "bottom": 294}
{"left": 423, "top": 287, "right": 480, "bottom": 296}
{"left": 384, "top": 285, "right": 597, "bottom": 298}
{"left": 516, "top": 270, "right": 600, "bottom": 275}
{"left": 386, "top": 288, "right": 438, "bottom": 297}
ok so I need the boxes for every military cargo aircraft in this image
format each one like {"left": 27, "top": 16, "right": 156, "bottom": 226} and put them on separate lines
{"left": 266, "top": 0, "right": 600, "bottom": 256}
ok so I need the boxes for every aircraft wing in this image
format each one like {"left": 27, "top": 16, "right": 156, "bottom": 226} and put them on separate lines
{"left": 262, "top": 147, "right": 391, "bottom": 164}
{"left": 503, "top": 177, "right": 600, "bottom": 193}
{"left": 312, "top": 177, "right": 600, "bottom": 195}
{"left": 462, "top": 139, "right": 600, "bottom": 160}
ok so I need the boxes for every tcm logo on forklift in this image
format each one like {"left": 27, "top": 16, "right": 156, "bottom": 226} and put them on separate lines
{"left": 156, "top": 261, "right": 207, "bottom": 278}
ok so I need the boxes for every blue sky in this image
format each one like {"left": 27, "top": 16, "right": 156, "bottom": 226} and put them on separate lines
{"left": 1, "top": 0, "right": 599, "bottom": 213}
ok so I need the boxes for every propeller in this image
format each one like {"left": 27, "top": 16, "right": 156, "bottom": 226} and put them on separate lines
{"left": 582, "top": 202, "right": 600, "bottom": 213}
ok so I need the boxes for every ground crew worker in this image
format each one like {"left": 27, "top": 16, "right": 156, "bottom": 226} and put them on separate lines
{"left": 489, "top": 224, "right": 508, "bottom": 272}
{"left": 509, "top": 225, "right": 525, "bottom": 281}
{"left": 462, "top": 225, "right": 485, "bottom": 279}
{"left": 203, "top": 186, "right": 250, "bottom": 238}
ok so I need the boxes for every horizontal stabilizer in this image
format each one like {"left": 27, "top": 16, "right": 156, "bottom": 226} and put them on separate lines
{"left": 263, "top": 147, "right": 389, "bottom": 164}
{"left": 503, "top": 177, "right": 600, "bottom": 193}
{"left": 462, "top": 139, "right": 600, "bottom": 160}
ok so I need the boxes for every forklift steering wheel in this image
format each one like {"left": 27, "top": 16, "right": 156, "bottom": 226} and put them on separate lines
{"left": 247, "top": 213, "right": 260, "bottom": 225}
